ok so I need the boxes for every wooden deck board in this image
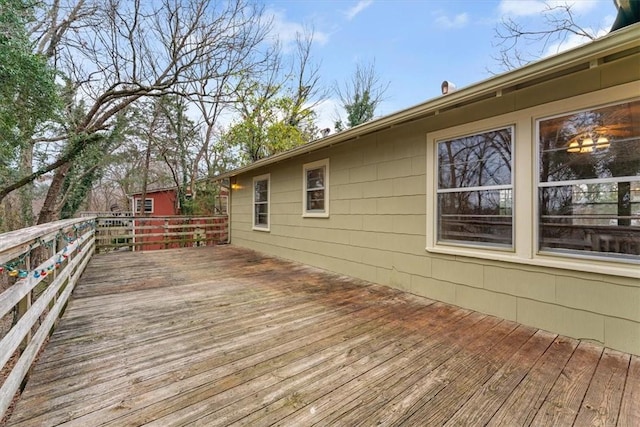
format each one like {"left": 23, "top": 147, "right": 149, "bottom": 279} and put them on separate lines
{"left": 530, "top": 341, "right": 603, "bottom": 426}
{"left": 5, "top": 246, "right": 639, "bottom": 426}
{"left": 574, "top": 348, "right": 630, "bottom": 426}
{"left": 619, "top": 355, "right": 640, "bottom": 427}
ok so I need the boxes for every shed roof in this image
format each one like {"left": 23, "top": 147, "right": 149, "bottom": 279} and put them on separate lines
{"left": 215, "top": 23, "right": 639, "bottom": 180}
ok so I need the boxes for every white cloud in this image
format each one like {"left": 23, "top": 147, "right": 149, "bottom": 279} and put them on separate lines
{"left": 435, "top": 12, "right": 470, "bottom": 29}
{"left": 344, "top": 0, "right": 374, "bottom": 21}
{"left": 264, "top": 9, "right": 330, "bottom": 50}
{"left": 498, "top": 0, "right": 600, "bottom": 17}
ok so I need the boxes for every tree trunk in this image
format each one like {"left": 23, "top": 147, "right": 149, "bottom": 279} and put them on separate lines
{"left": 37, "top": 162, "right": 71, "bottom": 224}
{"left": 139, "top": 136, "right": 152, "bottom": 216}
{"left": 19, "top": 144, "right": 35, "bottom": 227}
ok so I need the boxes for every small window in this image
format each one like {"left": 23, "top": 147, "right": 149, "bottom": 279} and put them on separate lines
{"left": 253, "top": 174, "right": 270, "bottom": 231}
{"left": 538, "top": 100, "right": 640, "bottom": 260}
{"left": 134, "top": 198, "right": 153, "bottom": 214}
{"left": 436, "top": 126, "right": 514, "bottom": 248}
{"left": 303, "top": 159, "right": 329, "bottom": 217}
{"left": 216, "top": 195, "right": 228, "bottom": 215}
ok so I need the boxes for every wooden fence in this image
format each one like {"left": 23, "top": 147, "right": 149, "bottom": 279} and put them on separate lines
{"left": 94, "top": 215, "right": 229, "bottom": 253}
{"left": 0, "top": 214, "right": 229, "bottom": 419}
{"left": 0, "top": 217, "right": 95, "bottom": 418}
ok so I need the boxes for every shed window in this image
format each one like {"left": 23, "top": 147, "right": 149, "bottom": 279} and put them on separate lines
{"left": 303, "top": 159, "right": 329, "bottom": 217}
{"left": 216, "top": 195, "right": 228, "bottom": 215}
{"left": 538, "top": 100, "right": 640, "bottom": 260}
{"left": 437, "top": 126, "right": 514, "bottom": 248}
{"left": 134, "top": 198, "right": 153, "bottom": 214}
{"left": 253, "top": 174, "right": 270, "bottom": 231}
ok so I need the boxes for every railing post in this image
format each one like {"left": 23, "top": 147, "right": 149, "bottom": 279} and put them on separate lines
{"left": 51, "top": 236, "right": 58, "bottom": 308}
{"left": 17, "top": 252, "right": 32, "bottom": 351}
{"left": 164, "top": 218, "right": 169, "bottom": 249}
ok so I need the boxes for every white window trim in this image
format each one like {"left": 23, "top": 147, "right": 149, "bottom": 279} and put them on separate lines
{"left": 134, "top": 198, "right": 154, "bottom": 214}
{"left": 252, "top": 174, "right": 270, "bottom": 232}
{"left": 425, "top": 81, "right": 640, "bottom": 279}
{"left": 302, "top": 158, "right": 330, "bottom": 218}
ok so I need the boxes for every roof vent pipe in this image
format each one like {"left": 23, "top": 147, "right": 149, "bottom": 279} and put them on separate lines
{"left": 441, "top": 81, "right": 456, "bottom": 95}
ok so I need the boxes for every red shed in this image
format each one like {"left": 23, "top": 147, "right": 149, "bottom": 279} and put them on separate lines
{"left": 128, "top": 184, "right": 229, "bottom": 250}
{"left": 129, "top": 187, "right": 178, "bottom": 216}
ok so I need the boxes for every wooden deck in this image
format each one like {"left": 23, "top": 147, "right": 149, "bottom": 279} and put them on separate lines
{"left": 6, "top": 246, "right": 640, "bottom": 426}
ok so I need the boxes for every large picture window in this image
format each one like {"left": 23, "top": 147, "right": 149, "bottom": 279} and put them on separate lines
{"left": 253, "top": 174, "right": 270, "bottom": 231}
{"left": 303, "top": 159, "right": 329, "bottom": 217}
{"left": 538, "top": 100, "right": 640, "bottom": 259}
{"left": 437, "top": 126, "right": 513, "bottom": 248}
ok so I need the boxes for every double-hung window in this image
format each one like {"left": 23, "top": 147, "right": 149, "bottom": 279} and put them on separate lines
{"left": 538, "top": 100, "right": 640, "bottom": 260}
{"left": 303, "top": 159, "right": 329, "bottom": 217}
{"left": 436, "top": 126, "right": 514, "bottom": 248}
{"left": 134, "top": 198, "right": 153, "bottom": 214}
{"left": 253, "top": 174, "right": 270, "bottom": 231}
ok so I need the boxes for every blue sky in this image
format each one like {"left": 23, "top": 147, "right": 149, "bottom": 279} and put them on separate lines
{"left": 263, "top": 0, "right": 618, "bottom": 130}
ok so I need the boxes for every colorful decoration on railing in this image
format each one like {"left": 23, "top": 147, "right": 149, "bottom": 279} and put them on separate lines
{"left": 0, "top": 219, "right": 95, "bottom": 281}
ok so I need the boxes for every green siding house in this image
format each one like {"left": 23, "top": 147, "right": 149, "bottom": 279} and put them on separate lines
{"left": 217, "top": 25, "right": 640, "bottom": 355}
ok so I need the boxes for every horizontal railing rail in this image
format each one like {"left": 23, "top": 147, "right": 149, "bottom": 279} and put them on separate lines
{"left": 0, "top": 217, "right": 96, "bottom": 418}
{"left": 94, "top": 215, "right": 229, "bottom": 253}
{"left": 0, "top": 214, "right": 229, "bottom": 419}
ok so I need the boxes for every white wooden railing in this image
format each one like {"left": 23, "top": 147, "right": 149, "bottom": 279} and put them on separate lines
{"left": 0, "top": 217, "right": 95, "bottom": 418}
{"left": 0, "top": 214, "right": 230, "bottom": 419}
{"left": 94, "top": 215, "right": 229, "bottom": 253}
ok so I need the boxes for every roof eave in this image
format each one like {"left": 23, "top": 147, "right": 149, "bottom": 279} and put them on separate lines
{"left": 214, "top": 24, "right": 640, "bottom": 181}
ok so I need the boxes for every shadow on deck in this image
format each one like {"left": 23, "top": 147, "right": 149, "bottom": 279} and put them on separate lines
{"left": 6, "top": 246, "right": 640, "bottom": 426}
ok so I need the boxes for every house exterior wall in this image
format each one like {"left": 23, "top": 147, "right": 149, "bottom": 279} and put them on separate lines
{"left": 229, "top": 52, "right": 640, "bottom": 355}
{"left": 152, "top": 191, "right": 177, "bottom": 215}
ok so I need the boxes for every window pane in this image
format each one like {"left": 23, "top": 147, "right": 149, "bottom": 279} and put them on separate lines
{"left": 540, "top": 101, "right": 640, "bottom": 183}
{"left": 539, "top": 182, "right": 640, "bottom": 256}
{"left": 438, "top": 127, "right": 512, "bottom": 189}
{"left": 538, "top": 101, "right": 640, "bottom": 259}
{"left": 306, "top": 190, "right": 325, "bottom": 211}
{"left": 254, "top": 179, "right": 268, "bottom": 202}
{"left": 254, "top": 203, "right": 268, "bottom": 226}
{"left": 438, "top": 189, "right": 513, "bottom": 246}
{"left": 307, "top": 167, "right": 325, "bottom": 189}
{"left": 135, "top": 199, "right": 152, "bottom": 213}
{"left": 437, "top": 127, "right": 513, "bottom": 247}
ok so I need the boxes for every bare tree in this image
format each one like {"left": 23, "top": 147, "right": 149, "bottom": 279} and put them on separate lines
{"left": 222, "top": 27, "right": 325, "bottom": 163}
{"left": 185, "top": 24, "right": 280, "bottom": 188}
{"left": 492, "top": 1, "right": 602, "bottom": 72}
{"left": 284, "top": 28, "right": 326, "bottom": 133}
{"left": 334, "top": 60, "right": 390, "bottom": 131}
{"left": 0, "top": 0, "right": 273, "bottom": 224}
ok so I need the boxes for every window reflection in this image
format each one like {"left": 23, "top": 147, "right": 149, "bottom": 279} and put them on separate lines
{"left": 538, "top": 100, "right": 640, "bottom": 258}
{"left": 306, "top": 166, "right": 325, "bottom": 212}
{"left": 437, "top": 127, "right": 513, "bottom": 247}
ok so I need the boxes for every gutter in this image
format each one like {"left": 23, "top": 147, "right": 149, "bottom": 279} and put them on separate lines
{"left": 214, "top": 24, "right": 640, "bottom": 181}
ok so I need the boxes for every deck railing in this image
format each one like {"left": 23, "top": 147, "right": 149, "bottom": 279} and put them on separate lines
{"left": 0, "top": 214, "right": 229, "bottom": 419}
{"left": 94, "top": 215, "right": 229, "bottom": 253}
{"left": 0, "top": 217, "right": 95, "bottom": 417}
